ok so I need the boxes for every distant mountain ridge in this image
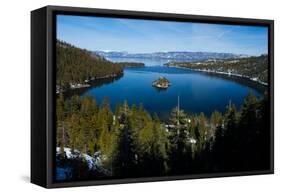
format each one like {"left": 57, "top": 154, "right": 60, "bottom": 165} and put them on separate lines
{"left": 94, "top": 51, "right": 249, "bottom": 62}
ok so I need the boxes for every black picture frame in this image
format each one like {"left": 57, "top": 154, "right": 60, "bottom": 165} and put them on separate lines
{"left": 31, "top": 5, "right": 274, "bottom": 188}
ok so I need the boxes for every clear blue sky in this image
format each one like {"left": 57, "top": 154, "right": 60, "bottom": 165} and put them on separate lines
{"left": 57, "top": 15, "right": 268, "bottom": 56}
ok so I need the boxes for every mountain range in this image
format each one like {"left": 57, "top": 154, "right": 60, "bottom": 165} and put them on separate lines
{"left": 94, "top": 51, "right": 249, "bottom": 62}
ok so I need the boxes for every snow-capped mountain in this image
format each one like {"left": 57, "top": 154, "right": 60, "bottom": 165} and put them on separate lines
{"left": 94, "top": 51, "right": 249, "bottom": 61}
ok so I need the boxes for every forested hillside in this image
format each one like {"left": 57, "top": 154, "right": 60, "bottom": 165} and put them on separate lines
{"left": 165, "top": 55, "right": 268, "bottom": 85}
{"left": 56, "top": 40, "right": 144, "bottom": 91}
{"left": 56, "top": 92, "right": 270, "bottom": 180}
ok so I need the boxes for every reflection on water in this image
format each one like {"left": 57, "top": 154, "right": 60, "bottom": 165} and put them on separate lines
{"left": 74, "top": 62, "right": 264, "bottom": 120}
{"left": 59, "top": 57, "right": 266, "bottom": 120}
{"left": 64, "top": 75, "right": 123, "bottom": 98}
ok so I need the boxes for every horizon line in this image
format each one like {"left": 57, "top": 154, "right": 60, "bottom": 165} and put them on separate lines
{"left": 57, "top": 39, "right": 268, "bottom": 57}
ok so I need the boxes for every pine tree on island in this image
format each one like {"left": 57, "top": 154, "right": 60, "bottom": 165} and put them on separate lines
{"left": 152, "top": 76, "right": 171, "bottom": 89}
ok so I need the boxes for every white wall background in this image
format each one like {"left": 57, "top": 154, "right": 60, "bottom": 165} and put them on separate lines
{"left": 0, "top": 0, "right": 279, "bottom": 193}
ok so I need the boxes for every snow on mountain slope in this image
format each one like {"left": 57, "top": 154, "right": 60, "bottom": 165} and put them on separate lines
{"left": 94, "top": 51, "right": 249, "bottom": 61}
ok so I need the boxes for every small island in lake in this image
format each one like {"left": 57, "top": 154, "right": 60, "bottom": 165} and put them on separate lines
{"left": 152, "top": 76, "right": 171, "bottom": 89}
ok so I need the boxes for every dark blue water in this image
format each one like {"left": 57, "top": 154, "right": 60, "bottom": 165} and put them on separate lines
{"left": 81, "top": 58, "right": 262, "bottom": 119}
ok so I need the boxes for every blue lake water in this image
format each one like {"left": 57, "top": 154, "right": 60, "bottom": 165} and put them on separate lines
{"left": 80, "top": 57, "right": 263, "bottom": 119}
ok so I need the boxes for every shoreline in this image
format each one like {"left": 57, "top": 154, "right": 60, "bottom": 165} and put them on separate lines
{"left": 56, "top": 62, "right": 145, "bottom": 94}
{"left": 166, "top": 65, "right": 268, "bottom": 87}
{"left": 56, "top": 73, "right": 123, "bottom": 95}
{"left": 57, "top": 64, "right": 268, "bottom": 98}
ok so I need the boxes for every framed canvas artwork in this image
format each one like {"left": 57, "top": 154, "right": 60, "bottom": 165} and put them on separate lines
{"left": 31, "top": 5, "right": 274, "bottom": 188}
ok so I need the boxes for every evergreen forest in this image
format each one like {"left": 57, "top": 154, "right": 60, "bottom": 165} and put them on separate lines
{"left": 56, "top": 92, "right": 270, "bottom": 181}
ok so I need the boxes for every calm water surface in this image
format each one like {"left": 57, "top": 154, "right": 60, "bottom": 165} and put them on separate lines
{"left": 80, "top": 57, "right": 263, "bottom": 119}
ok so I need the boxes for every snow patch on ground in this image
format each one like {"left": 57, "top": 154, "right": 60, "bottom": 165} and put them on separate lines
{"left": 56, "top": 147, "right": 110, "bottom": 181}
{"left": 56, "top": 147, "right": 102, "bottom": 170}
